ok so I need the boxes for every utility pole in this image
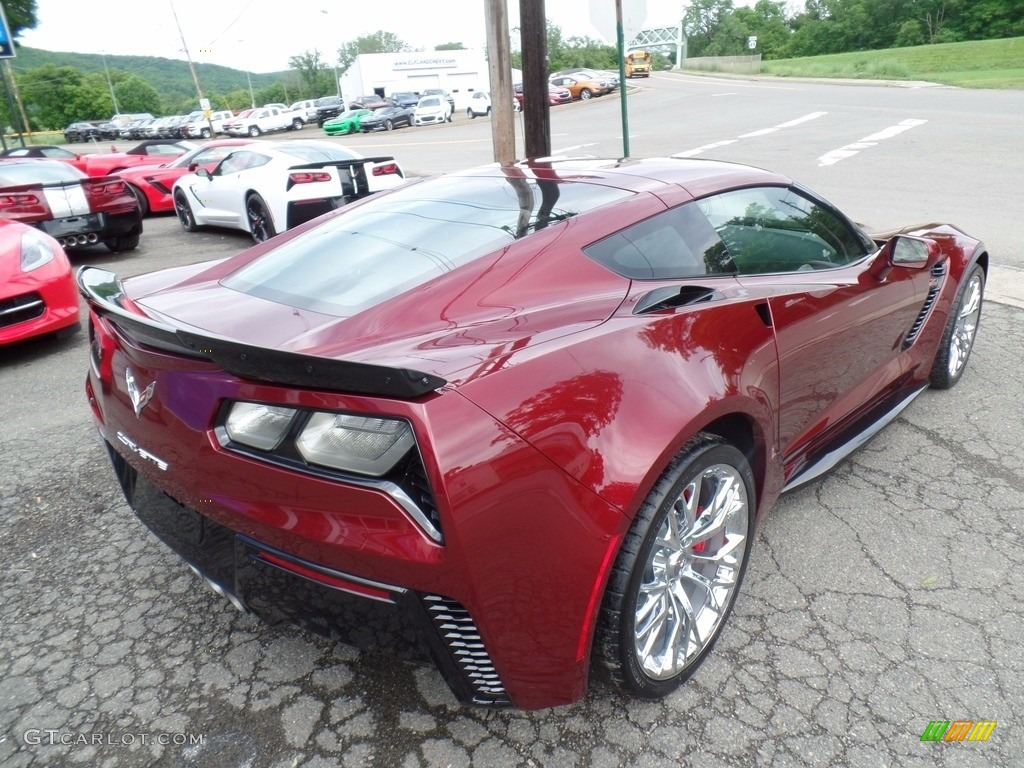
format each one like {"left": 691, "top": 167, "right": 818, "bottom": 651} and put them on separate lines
{"left": 102, "top": 53, "right": 120, "bottom": 115}
{"left": 484, "top": 0, "right": 516, "bottom": 163}
{"left": 519, "top": 0, "right": 550, "bottom": 159}
{"left": 168, "top": 0, "right": 216, "bottom": 138}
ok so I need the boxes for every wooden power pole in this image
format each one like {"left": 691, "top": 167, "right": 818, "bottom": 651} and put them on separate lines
{"left": 519, "top": 0, "right": 551, "bottom": 159}
{"left": 484, "top": 0, "right": 516, "bottom": 164}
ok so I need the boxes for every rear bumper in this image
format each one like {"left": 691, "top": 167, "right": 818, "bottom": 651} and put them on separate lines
{"left": 104, "top": 440, "right": 513, "bottom": 706}
{"left": 36, "top": 210, "right": 141, "bottom": 250}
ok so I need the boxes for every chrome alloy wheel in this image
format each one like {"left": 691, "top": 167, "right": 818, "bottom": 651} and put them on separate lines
{"left": 633, "top": 463, "right": 749, "bottom": 680}
{"left": 947, "top": 272, "right": 982, "bottom": 379}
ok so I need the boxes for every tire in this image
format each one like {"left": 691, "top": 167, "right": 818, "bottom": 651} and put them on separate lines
{"left": 291, "top": 118, "right": 304, "bottom": 131}
{"left": 467, "top": 108, "right": 475, "bottom": 119}
{"left": 246, "top": 194, "right": 276, "bottom": 244}
{"left": 446, "top": 112, "right": 452, "bottom": 123}
{"left": 580, "top": 89, "right": 593, "bottom": 100}
{"left": 173, "top": 190, "right": 198, "bottom": 232}
{"left": 929, "top": 263, "right": 984, "bottom": 389}
{"left": 596, "top": 434, "right": 755, "bottom": 699}
{"left": 385, "top": 119, "right": 394, "bottom": 131}
{"left": 201, "top": 128, "right": 212, "bottom": 138}
{"left": 248, "top": 125, "right": 261, "bottom": 137}
{"left": 126, "top": 183, "right": 149, "bottom": 218}
{"left": 105, "top": 234, "right": 140, "bottom": 253}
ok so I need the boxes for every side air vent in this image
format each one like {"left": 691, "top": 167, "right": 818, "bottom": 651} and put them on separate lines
{"left": 903, "top": 261, "right": 947, "bottom": 349}
{"left": 399, "top": 454, "right": 442, "bottom": 538}
{"left": 422, "top": 594, "right": 511, "bottom": 706}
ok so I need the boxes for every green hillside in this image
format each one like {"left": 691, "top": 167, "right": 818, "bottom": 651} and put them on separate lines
{"left": 9, "top": 45, "right": 287, "bottom": 100}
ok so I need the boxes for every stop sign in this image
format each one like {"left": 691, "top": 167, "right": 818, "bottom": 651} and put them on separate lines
{"left": 589, "top": 0, "right": 648, "bottom": 45}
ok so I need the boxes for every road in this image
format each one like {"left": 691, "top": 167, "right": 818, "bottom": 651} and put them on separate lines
{"left": 2, "top": 73, "right": 1022, "bottom": 767}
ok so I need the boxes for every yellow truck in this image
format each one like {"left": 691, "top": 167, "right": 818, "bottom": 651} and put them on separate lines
{"left": 625, "top": 50, "right": 652, "bottom": 78}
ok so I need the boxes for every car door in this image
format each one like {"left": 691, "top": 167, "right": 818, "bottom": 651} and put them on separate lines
{"left": 702, "top": 185, "right": 930, "bottom": 462}
{"left": 190, "top": 150, "right": 270, "bottom": 227}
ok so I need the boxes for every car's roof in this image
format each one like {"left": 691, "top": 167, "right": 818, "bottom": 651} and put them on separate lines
{"left": 448, "top": 157, "right": 790, "bottom": 198}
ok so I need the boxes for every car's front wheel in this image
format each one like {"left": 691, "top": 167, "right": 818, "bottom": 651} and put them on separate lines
{"left": 467, "top": 108, "right": 475, "bottom": 119}
{"left": 580, "top": 89, "right": 593, "bottom": 100}
{"left": 173, "top": 190, "right": 198, "bottom": 232}
{"left": 291, "top": 118, "right": 304, "bottom": 131}
{"left": 248, "top": 125, "right": 261, "bottom": 137}
{"left": 201, "top": 128, "right": 212, "bottom": 138}
{"left": 596, "top": 434, "right": 754, "bottom": 698}
{"left": 929, "top": 263, "right": 985, "bottom": 389}
{"left": 246, "top": 194, "right": 276, "bottom": 243}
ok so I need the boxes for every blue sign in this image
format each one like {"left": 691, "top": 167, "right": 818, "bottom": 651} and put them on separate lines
{"left": 0, "top": 5, "right": 15, "bottom": 59}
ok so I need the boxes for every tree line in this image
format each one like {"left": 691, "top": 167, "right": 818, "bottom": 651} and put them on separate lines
{"left": 2, "top": 0, "right": 1021, "bottom": 132}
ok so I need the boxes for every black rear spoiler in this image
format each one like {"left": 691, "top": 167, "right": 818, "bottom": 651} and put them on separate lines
{"left": 77, "top": 266, "right": 446, "bottom": 399}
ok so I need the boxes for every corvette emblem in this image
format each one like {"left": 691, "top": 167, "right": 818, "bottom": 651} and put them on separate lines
{"left": 125, "top": 369, "right": 156, "bottom": 419}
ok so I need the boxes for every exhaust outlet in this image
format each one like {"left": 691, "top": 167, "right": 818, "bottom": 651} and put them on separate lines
{"left": 76, "top": 234, "right": 89, "bottom": 245}
{"left": 86, "top": 233, "right": 99, "bottom": 244}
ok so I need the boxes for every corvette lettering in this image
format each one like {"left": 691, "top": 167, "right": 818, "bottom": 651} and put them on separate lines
{"left": 116, "top": 432, "right": 168, "bottom": 471}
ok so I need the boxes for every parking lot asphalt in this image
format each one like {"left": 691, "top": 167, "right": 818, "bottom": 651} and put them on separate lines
{"left": 2, "top": 76, "right": 1022, "bottom": 767}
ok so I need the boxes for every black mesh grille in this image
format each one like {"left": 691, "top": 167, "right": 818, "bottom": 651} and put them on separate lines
{"left": 0, "top": 292, "right": 44, "bottom": 329}
{"left": 903, "top": 261, "right": 947, "bottom": 349}
{"left": 422, "top": 594, "right": 511, "bottom": 706}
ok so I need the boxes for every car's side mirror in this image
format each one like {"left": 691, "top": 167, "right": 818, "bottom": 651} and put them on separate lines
{"left": 188, "top": 163, "right": 198, "bottom": 171}
{"left": 196, "top": 168, "right": 212, "bottom": 180}
{"left": 871, "top": 234, "right": 941, "bottom": 280}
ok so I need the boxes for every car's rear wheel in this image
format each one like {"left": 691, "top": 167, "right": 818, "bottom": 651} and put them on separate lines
{"left": 248, "top": 126, "right": 261, "bottom": 137}
{"left": 596, "top": 434, "right": 754, "bottom": 698}
{"left": 291, "top": 118, "right": 304, "bottom": 131}
{"left": 173, "top": 190, "right": 198, "bottom": 232}
{"left": 105, "top": 234, "right": 140, "bottom": 253}
{"left": 126, "top": 183, "right": 149, "bottom": 217}
{"left": 246, "top": 194, "right": 276, "bottom": 243}
{"left": 929, "top": 263, "right": 984, "bottom": 389}
{"left": 580, "top": 89, "right": 593, "bottom": 100}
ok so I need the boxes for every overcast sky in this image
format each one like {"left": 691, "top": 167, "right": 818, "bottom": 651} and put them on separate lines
{"left": 17, "top": 0, "right": 691, "bottom": 74}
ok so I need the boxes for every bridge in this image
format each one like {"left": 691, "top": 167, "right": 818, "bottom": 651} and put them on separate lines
{"left": 627, "top": 24, "right": 687, "bottom": 66}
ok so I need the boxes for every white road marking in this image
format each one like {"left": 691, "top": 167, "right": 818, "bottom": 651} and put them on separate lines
{"left": 674, "top": 112, "right": 828, "bottom": 157}
{"left": 818, "top": 119, "right": 928, "bottom": 166}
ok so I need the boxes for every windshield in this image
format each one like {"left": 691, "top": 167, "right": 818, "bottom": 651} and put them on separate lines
{"left": 222, "top": 174, "right": 632, "bottom": 316}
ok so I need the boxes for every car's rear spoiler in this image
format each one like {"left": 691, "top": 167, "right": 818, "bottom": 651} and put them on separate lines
{"left": 288, "top": 156, "right": 403, "bottom": 197}
{"left": 76, "top": 266, "right": 447, "bottom": 399}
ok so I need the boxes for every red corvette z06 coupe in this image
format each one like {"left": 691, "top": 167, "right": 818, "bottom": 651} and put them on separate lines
{"left": 79, "top": 157, "right": 987, "bottom": 709}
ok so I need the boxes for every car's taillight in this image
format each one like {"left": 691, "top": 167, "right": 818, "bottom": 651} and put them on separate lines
{"left": 85, "top": 179, "right": 127, "bottom": 197}
{"left": 372, "top": 163, "right": 400, "bottom": 177}
{"left": 0, "top": 192, "right": 48, "bottom": 218}
{"left": 288, "top": 171, "right": 331, "bottom": 184}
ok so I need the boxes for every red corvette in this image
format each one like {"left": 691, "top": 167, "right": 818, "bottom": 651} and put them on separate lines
{"left": 116, "top": 139, "right": 253, "bottom": 216}
{"left": 0, "top": 159, "right": 141, "bottom": 253}
{"left": 78, "top": 158, "right": 986, "bottom": 709}
{"left": 0, "top": 219, "right": 79, "bottom": 344}
{"left": 81, "top": 140, "right": 196, "bottom": 177}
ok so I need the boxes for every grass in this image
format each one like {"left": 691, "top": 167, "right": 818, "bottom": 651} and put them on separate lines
{"left": 761, "top": 37, "right": 1024, "bottom": 88}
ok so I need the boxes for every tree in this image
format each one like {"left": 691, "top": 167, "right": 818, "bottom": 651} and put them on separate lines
{"left": 17, "top": 64, "right": 82, "bottom": 128}
{"left": 113, "top": 74, "right": 161, "bottom": 115}
{"left": 4, "top": 0, "right": 38, "bottom": 38}
{"left": 435, "top": 42, "right": 467, "bottom": 50}
{"left": 684, "top": 0, "right": 736, "bottom": 57}
{"left": 288, "top": 50, "right": 330, "bottom": 99}
{"left": 335, "top": 31, "right": 411, "bottom": 73}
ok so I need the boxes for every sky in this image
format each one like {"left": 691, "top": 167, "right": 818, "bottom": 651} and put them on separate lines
{"left": 16, "top": 0, "right": 691, "bottom": 74}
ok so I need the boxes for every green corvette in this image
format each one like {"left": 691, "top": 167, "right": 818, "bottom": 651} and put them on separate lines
{"left": 322, "top": 109, "right": 373, "bottom": 136}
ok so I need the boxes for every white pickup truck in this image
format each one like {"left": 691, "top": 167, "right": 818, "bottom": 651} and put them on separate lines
{"left": 225, "top": 106, "right": 304, "bottom": 137}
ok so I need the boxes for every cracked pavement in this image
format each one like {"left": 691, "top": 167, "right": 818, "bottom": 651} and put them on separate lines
{"left": 2, "top": 211, "right": 1020, "bottom": 767}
